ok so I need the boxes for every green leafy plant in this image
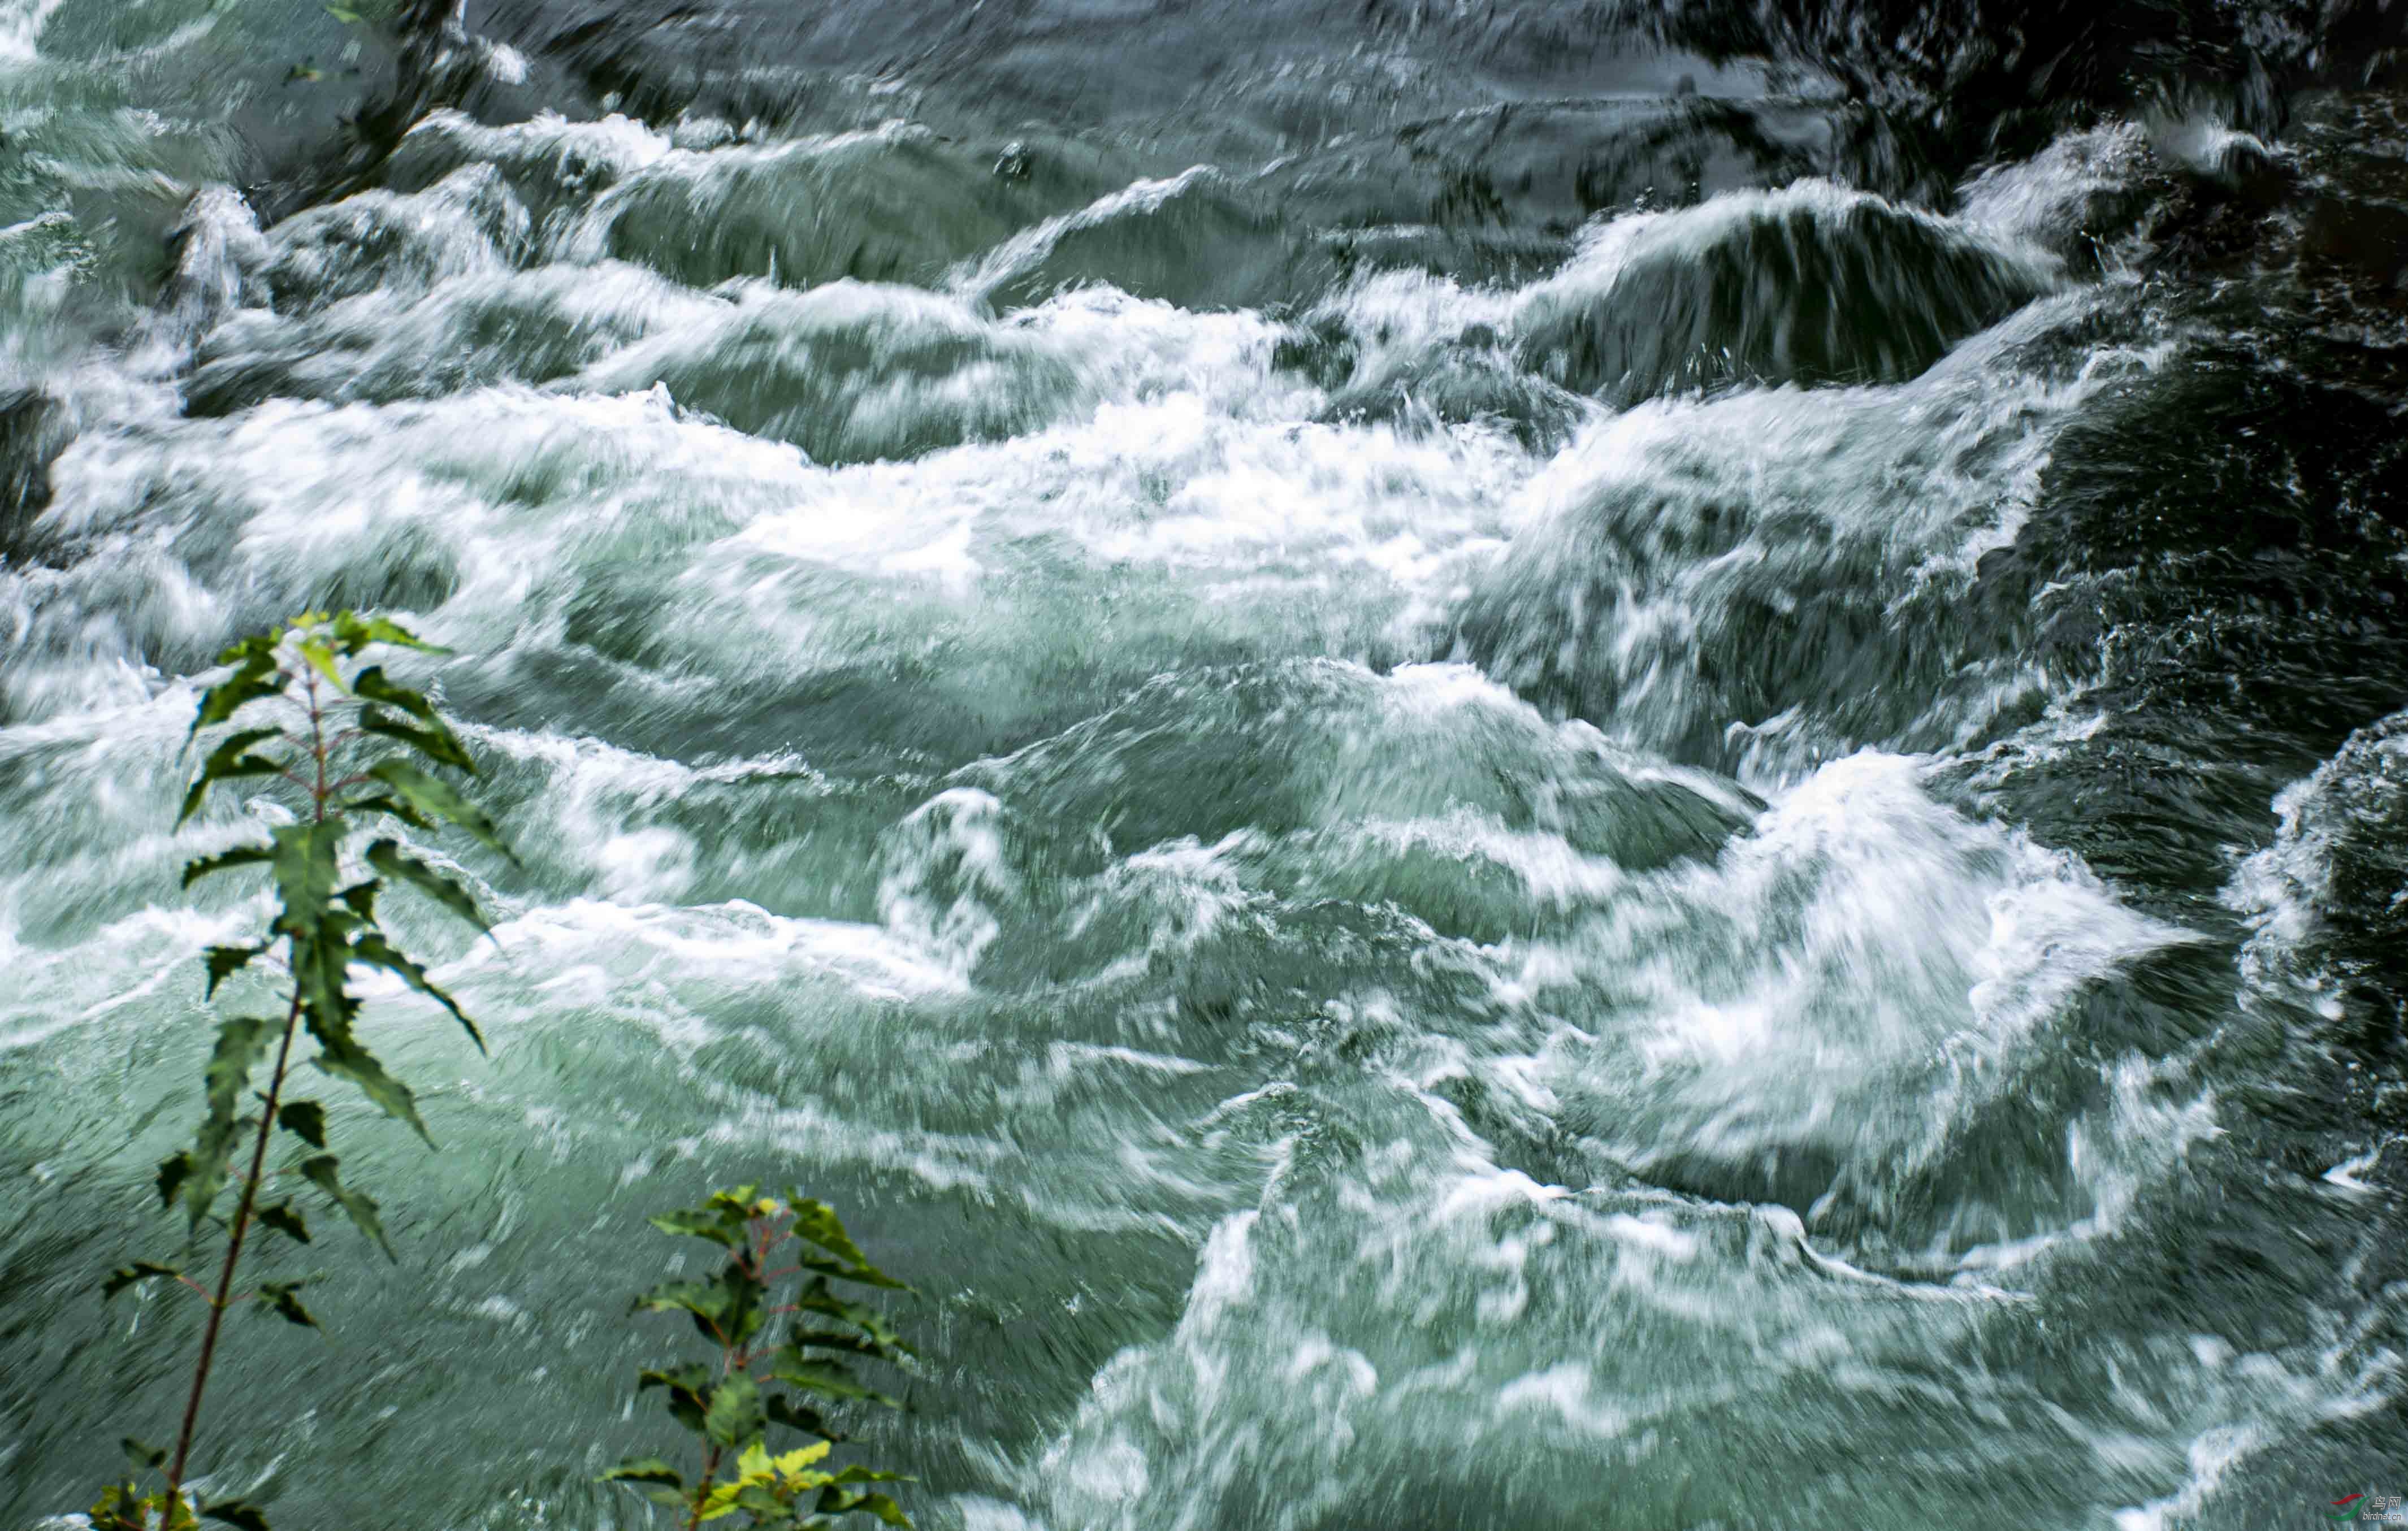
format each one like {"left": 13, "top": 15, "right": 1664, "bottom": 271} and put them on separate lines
{"left": 92, "top": 611, "right": 512, "bottom": 1531}
{"left": 606, "top": 1187, "right": 917, "bottom": 1529}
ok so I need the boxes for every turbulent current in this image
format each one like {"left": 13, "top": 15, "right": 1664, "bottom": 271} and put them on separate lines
{"left": 4, "top": 1, "right": 2408, "bottom": 1527}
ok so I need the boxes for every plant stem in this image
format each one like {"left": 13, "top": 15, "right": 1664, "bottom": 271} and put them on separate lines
{"left": 686, "top": 1442, "right": 725, "bottom": 1531}
{"left": 167, "top": 988, "right": 303, "bottom": 1494}
{"left": 308, "top": 667, "right": 327, "bottom": 806}
{"left": 685, "top": 1223, "right": 776, "bottom": 1529}
{"left": 168, "top": 662, "right": 331, "bottom": 1500}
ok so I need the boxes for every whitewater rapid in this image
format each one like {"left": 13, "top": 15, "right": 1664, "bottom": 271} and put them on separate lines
{"left": 5, "top": 4, "right": 2406, "bottom": 1528}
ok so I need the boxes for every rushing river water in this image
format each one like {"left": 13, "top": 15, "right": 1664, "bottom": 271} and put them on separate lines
{"left": 5, "top": 2, "right": 2408, "bottom": 1527}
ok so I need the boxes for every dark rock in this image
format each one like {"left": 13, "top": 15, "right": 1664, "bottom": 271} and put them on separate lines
{"left": 0, "top": 389, "right": 70, "bottom": 554}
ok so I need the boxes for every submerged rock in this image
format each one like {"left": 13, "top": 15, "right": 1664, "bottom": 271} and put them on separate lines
{"left": 1513, "top": 180, "right": 2058, "bottom": 402}
{"left": 2242, "top": 709, "right": 2408, "bottom": 1053}
{"left": 0, "top": 389, "right": 70, "bottom": 553}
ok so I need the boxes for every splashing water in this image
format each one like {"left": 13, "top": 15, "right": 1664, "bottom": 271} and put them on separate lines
{"left": 3, "top": 1, "right": 2406, "bottom": 1528}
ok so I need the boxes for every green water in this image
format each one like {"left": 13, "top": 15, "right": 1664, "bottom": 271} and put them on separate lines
{"left": 3, "top": 2, "right": 2406, "bottom": 1527}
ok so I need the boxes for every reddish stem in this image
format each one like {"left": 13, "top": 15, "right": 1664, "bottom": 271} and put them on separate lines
{"left": 687, "top": 1224, "right": 781, "bottom": 1526}
{"left": 685, "top": 1441, "right": 726, "bottom": 1531}
{"left": 167, "top": 658, "right": 334, "bottom": 1499}
{"left": 167, "top": 986, "right": 304, "bottom": 1494}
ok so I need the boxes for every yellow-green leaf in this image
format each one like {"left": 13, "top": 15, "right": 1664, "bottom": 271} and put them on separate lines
{"left": 735, "top": 1441, "right": 773, "bottom": 1481}
{"left": 297, "top": 637, "right": 348, "bottom": 695}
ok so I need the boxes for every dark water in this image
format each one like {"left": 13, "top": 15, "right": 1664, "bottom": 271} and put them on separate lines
{"left": 3, "top": 2, "right": 2407, "bottom": 1527}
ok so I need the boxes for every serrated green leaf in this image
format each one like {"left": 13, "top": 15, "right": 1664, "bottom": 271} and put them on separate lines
{"left": 337, "top": 880, "right": 378, "bottom": 921}
{"left": 344, "top": 792, "right": 435, "bottom": 830}
{"left": 270, "top": 845, "right": 381, "bottom": 1046}
{"left": 255, "top": 1280, "right": 317, "bottom": 1328}
{"left": 292, "top": 921, "right": 364, "bottom": 1066}
{"left": 365, "top": 761, "right": 514, "bottom": 863}
{"left": 202, "top": 943, "right": 265, "bottom": 1000}
{"left": 731, "top": 1482, "right": 789, "bottom": 1517}
{"left": 599, "top": 1459, "right": 685, "bottom": 1489}
{"left": 122, "top": 1436, "right": 167, "bottom": 1472}
{"left": 637, "top": 1363, "right": 714, "bottom": 1393}
{"left": 646, "top": 1205, "right": 746, "bottom": 1249}
{"left": 101, "top": 1261, "right": 181, "bottom": 1300}
{"left": 308, "top": 1031, "right": 430, "bottom": 1146}
{"left": 256, "top": 1201, "right": 310, "bottom": 1244}
{"left": 183, "top": 844, "right": 272, "bottom": 889}
{"left": 276, "top": 1099, "right": 326, "bottom": 1148}
{"left": 334, "top": 612, "right": 444, "bottom": 656}
{"left": 704, "top": 1370, "right": 764, "bottom": 1447}
{"left": 790, "top": 1277, "right": 913, "bottom": 1357}
{"left": 218, "top": 629, "right": 284, "bottom": 664}
{"left": 185, "top": 1015, "right": 277, "bottom": 1231}
{"left": 789, "top": 1328, "right": 908, "bottom": 1361}
{"left": 201, "top": 1500, "right": 271, "bottom": 1531}
{"left": 759, "top": 1350, "right": 898, "bottom": 1408}
{"left": 353, "top": 663, "right": 462, "bottom": 733}
{"left": 637, "top": 1364, "right": 713, "bottom": 1434}
{"left": 813, "top": 1486, "right": 911, "bottom": 1527}
{"left": 763, "top": 1393, "right": 844, "bottom": 1442}
{"left": 714, "top": 1263, "right": 772, "bottom": 1343}
{"left": 360, "top": 706, "right": 478, "bottom": 774}
{"left": 365, "top": 840, "right": 490, "bottom": 933}
{"left": 267, "top": 820, "right": 344, "bottom": 939}
{"left": 179, "top": 728, "right": 288, "bottom": 826}
{"left": 299, "top": 1153, "right": 392, "bottom": 1259}
{"left": 350, "top": 931, "right": 484, "bottom": 1054}
{"left": 633, "top": 1277, "right": 736, "bottom": 1342}
{"left": 188, "top": 638, "right": 287, "bottom": 741}
{"left": 784, "top": 1199, "right": 906, "bottom": 1289}
{"left": 156, "top": 1151, "right": 192, "bottom": 1209}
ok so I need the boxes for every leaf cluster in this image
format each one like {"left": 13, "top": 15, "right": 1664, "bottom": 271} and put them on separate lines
{"left": 140, "top": 611, "right": 510, "bottom": 1253}
{"left": 605, "top": 1189, "right": 916, "bottom": 1529}
{"left": 88, "top": 1441, "right": 265, "bottom": 1531}
{"left": 101, "top": 611, "right": 516, "bottom": 1527}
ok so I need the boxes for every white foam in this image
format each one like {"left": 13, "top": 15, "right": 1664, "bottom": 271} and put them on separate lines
{"left": 0, "top": 0, "right": 64, "bottom": 64}
{"left": 1959, "top": 122, "right": 2151, "bottom": 249}
{"left": 1521, "top": 751, "right": 2199, "bottom": 1244}
{"left": 2323, "top": 1146, "right": 2385, "bottom": 1194}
